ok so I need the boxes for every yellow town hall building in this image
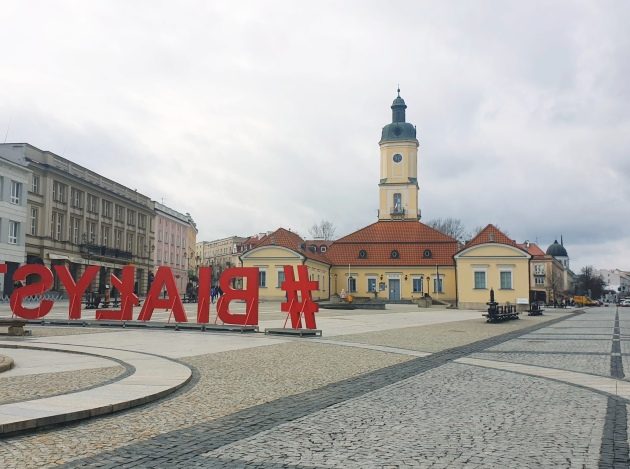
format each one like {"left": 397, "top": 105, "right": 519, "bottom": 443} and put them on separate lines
{"left": 240, "top": 91, "right": 531, "bottom": 309}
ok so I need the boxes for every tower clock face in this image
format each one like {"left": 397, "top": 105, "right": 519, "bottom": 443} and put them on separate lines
{"left": 393, "top": 154, "right": 402, "bottom": 163}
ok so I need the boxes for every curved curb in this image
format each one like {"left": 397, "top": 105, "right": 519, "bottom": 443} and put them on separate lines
{"left": 0, "top": 354, "right": 14, "bottom": 373}
{"left": 0, "top": 342, "right": 192, "bottom": 435}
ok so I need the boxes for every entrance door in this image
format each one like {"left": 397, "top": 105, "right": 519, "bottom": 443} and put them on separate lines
{"left": 389, "top": 279, "right": 400, "bottom": 301}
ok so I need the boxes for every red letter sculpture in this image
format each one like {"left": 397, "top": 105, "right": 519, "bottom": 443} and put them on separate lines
{"left": 138, "top": 266, "right": 187, "bottom": 322}
{"left": 55, "top": 265, "right": 99, "bottom": 320}
{"left": 196, "top": 267, "right": 212, "bottom": 324}
{"left": 96, "top": 266, "right": 138, "bottom": 321}
{"left": 10, "top": 264, "right": 54, "bottom": 320}
{"left": 281, "top": 265, "right": 319, "bottom": 329}
{"left": 216, "top": 267, "right": 259, "bottom": 326}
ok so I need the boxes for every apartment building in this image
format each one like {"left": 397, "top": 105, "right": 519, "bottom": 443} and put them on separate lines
{"left": 153, "top": 202, "right": 197, "bottom": 293}
{"left": 0, "top": 143, "right": 155, "bottom": 295}
{"left": 0, "top": 150, "right": 30, "bottom": 296}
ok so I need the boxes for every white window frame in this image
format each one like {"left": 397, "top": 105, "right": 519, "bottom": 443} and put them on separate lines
{"left": 31, "top": 175, "right": 40, "bottom": 194}
{"left": 71, "top": 188, "right": 83, "bottom": 209}
{"left": 30, "top": 206, "right": 38, "bottom": 235}
{"left": 115, "top": 229, "right": 122, "bottom": 249}
{"left": 474, "top": 270, "right": 487, "bottom": 289}
{"left": 71, "top": 217, "right": 81, "bottom": 244}
{"left": 10, "top": 181, "right": 21, "bottom": 205}
{"left": 259, "top": 269, "right": 267, "bottom": 288}
{"left": 8, "top": 221, "right": 19, "bottom": 244}
{"left": 276, "top": 269, "right": 285, "bottom": 288}
{"left": 433, "top": 275, "right": 444, "bottom": 293}
{"left": 412, "top": 276, "right": 423, "bottom": 293}
{"left": 87, "top": 221, "right": 96, "bottom": 243}
{"left": 52, "top": 181, "right": 67, "bottom": 203}
{"left": 367, "top": 276, "right": 377, "bottom": 293}
{"left": 52, "top": 212, "right": 64, "bottom": 241}
{"left": 348, "top": 274, "right": 357, "bottom": 293}
{"left": 87, "top": 194, "right": 98, "bottom": 213}
{"left": 500, "top": 270, "right": 513, "bottom": 290}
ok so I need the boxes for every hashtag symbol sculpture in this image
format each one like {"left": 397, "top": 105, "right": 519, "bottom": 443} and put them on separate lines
{"left": 280, "top": 265, "right": 319, "bottom": 329}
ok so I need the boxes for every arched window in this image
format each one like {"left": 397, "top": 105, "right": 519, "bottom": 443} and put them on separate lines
{"left": 393, "top": 193, "right": 402, "bottom": 214}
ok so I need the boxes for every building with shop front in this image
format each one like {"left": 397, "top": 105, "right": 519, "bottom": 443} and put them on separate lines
{"left": 0, "top": 143, "right": 155, "bottom": 296}
{"left": 0, "top": 150, "right": 30, "bottom": 297}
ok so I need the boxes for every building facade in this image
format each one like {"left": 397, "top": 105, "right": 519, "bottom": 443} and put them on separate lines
{"left": 522, "top": 241, "right": 568, "bottom": 304}
{"left": 195, "top": 236, "right": 246, "bottom": 283}
{"left": 455, "top": 225, "right": 531, "bottom": 310}
{"left": 595, "top": 268, "right": 630, "bottom": 299}
{"left": 0, "top": 150, "right": 30, "bottom": 296}
{"left": 153, "top": 202, "right": 197, "bottom": 293}
{"left": 0, "top": 143, "right": 155, "bottom": 296}
{"left": 241, "top": 92, "right": 459, "bottom": 303}
{"left": 240, "top": 229, "right": 330, "bottom": 300}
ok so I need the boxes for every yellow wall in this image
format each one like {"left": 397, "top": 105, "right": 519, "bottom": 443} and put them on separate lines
{"left": 378, "top": 141, "right": 420, "bottom": 220}
{"left": 455, "top": 244, "right": 530, "bottom": 310}
{"left": 240, "top": 246, "right": 330, "bottom": 300}
{"left": 329, "top": 265, "right": 456, "bottom": 303}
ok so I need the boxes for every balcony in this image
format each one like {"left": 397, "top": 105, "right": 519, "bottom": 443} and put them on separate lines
{"left": 390, "top": 208, "right": 406, "bottom": 218}
{"left": 81, "top": 243, "right": 133, "bottom": 261}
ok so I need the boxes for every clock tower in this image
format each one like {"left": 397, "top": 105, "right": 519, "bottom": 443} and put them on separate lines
{"left": 378, "top": 89, "right": 420, "bottom": 221}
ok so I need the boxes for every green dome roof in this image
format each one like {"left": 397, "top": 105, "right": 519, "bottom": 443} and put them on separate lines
{"left": 546, "top": 240, "right": 568, "bottom": 257}
{"left": 380, "top": 88, "right": 417, "bottom": 143}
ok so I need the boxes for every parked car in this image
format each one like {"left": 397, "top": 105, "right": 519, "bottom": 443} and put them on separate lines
{"left": 620, "top": 299, "right": 630, "bottom": 307}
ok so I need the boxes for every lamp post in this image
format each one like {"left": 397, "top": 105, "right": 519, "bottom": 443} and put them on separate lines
{"left": 81, "top": 232, "right": 96, "bottom": 303}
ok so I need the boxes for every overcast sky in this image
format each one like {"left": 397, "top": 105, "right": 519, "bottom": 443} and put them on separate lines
{"left": 1, "top": 1, "right": 629, "bottom": 273}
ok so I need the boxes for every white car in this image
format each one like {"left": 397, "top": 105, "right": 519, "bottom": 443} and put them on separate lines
{"left": 620, "top": 299, "right": 630, "bottom": 307}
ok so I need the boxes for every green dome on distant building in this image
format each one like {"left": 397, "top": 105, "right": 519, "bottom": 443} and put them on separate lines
{"left": 546, "top": 240, "right": 568, "bottom": 257}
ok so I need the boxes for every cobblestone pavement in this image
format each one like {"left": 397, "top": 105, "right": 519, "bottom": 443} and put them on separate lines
{"left": 1, "top": 306, "right": 629, "bottom": 468}
{"left": 0, "top": 366, "right": 125, "bottom": 405}
{"left": 328, "top": 311, "right": 573, "bottom": 352}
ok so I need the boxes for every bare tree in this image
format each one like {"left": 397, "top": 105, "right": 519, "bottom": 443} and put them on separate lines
{"left": 577, "top": 265, "right": 605, "bottom": 299}
{"left": 309, "top": 220, "right": 337, "bottom": 240}
{"left": 426, "top": 218, "right": 468, "bottom": 242}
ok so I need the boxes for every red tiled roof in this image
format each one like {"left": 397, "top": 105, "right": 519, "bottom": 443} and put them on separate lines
{"left": 255, "top": 228, "right": 331, "bottom": 264}
{"left": 326, "top": 221, "right": 458, "bottom": 266}
{"left": 464, "top": 224, "right": 516, "bottom": 248}
{"left": 517, "top": 242, "right": 546, "bottom": 257}
{"left": 460, "top": 224, "right": 528, "bottom": 254}
{"left": 335, "top": 220, "right": 457, "bottom": 243}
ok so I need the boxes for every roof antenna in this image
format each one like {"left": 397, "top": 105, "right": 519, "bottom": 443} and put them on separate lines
{"left": 560, "top": 235, "right": 564, "bottom": 246}
{"left": 397, "top": 84, "right": 400, "bottom": 97}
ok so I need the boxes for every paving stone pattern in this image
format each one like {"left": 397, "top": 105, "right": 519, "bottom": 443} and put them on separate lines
{"left": 470, "top": 351, "right": 611, "bottom": 376}
{"left": 0, "top": 366, "right": 125, "bottom": 405}
{"left": 3, "top": 308, "right": 630, "bottom": 468}
{"left": 205, "top": 364, "right": 606, "bottom": 469}
{"left": 0, "top": 342, "right": 408, "bottom": 468}
{"left": 60, "top": 311, "right": 587, "bottom": 468}
{"left": 329, "top": 312, "right": 572, "bottom": 353}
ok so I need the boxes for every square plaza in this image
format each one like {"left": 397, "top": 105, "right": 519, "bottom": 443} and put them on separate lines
{"left": 0, "top": 303, "right": 627, "bottom": 468}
